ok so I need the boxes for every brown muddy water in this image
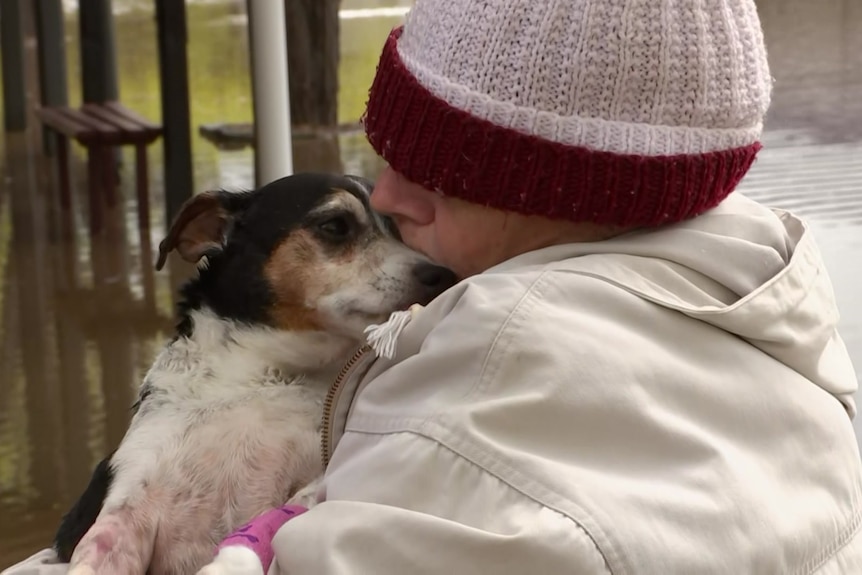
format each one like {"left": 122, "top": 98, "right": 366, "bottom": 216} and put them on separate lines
{"left": 1, "top": 0, "right": 861, "bottom": 567}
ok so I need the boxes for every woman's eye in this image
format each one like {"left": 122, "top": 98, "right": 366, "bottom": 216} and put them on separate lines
{"left": 318, "top": 217, "right": 351, "bottom": 238}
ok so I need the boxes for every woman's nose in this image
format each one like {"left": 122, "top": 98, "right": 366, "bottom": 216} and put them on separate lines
{"left": 370, "top": 167, "right": 399, "bottom": 214}
{"left": 370, "top": 167, "right": 436, "bottom": 225}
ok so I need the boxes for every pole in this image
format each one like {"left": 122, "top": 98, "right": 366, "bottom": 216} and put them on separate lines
{"left": 1, "top": 0, "right": 27, "bottom": 131}
{"left": 155, "top": 0, "right": 194, "bottom": 226}
{"left": 78, "top": 0, "right": 119, "bottom": 103}
{"left": 246, "top": 0, "right": 293, "bottom": 187}
{"left": 79, "top": 0, "right": 120, "bottom": 166}
{"left": 34, "top": 0, "right": 69, "bottom": 154}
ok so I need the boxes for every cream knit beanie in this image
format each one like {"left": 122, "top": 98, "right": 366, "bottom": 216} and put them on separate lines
{"left": 363, "top": 0, "right": 773, "bottom": 226}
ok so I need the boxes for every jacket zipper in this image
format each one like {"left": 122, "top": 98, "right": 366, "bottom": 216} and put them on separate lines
{"left": 320, "top": 344, "right": 372, "bottom": 468}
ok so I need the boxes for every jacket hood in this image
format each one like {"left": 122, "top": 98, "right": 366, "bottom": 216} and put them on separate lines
{"left": 490, "top": 193, "right": 858, "bottom": 416}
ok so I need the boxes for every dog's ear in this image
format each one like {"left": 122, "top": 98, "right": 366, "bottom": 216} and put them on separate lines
{"left": 345, "top": 174, "right": 374, "bottom": 197}
{"left": 155, "top": 191, "right": 251, "bottom": 271}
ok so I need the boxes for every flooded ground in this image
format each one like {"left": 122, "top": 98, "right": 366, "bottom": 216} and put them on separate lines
{"left": 1, "top": 0, "right": 861, "bottom": 567}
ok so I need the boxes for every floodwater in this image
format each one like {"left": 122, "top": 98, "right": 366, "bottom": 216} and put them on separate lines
{"left": 0, "top": 0, "right": 860, "bottom": 568}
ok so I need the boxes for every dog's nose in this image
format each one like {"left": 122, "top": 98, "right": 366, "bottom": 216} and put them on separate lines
{"left": 412, "top": 262, "right": 458, "bottom": 298}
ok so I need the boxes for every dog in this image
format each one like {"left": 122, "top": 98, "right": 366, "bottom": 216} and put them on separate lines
{"left": 52, "top": 172, "right": 457, "bottom": 575}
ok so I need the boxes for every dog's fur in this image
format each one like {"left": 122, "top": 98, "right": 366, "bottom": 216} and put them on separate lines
{"left": 53, "top": 173, "right": 456, "bottom": 575}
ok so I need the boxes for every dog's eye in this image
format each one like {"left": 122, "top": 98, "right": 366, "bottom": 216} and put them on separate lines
{"left": 318, "top": 216, "right": 351, "bottom": 239}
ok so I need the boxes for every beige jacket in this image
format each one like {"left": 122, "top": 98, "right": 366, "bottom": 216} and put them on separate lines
{"left": 272, "top": 193, "right": 862, "bottom": 574}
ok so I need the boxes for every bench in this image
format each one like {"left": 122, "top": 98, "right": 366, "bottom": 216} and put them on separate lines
{"left": 35, "top": 102, "right": 163, "bottom": 235}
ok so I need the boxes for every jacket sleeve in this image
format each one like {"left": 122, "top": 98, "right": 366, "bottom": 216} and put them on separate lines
{"left": 268, "top": 432, "right": 611, "bottom": 575}
{"left": 269, "top": 273, "right": 612, "bottom": 574}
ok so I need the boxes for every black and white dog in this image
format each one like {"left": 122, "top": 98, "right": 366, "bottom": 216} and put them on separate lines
{"left": 53, "top": 173, "right": 456, "bottom": 575}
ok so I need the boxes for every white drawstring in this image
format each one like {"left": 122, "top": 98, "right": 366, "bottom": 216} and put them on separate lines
{"left": 364, "top": 304, "right": 424, "bottom": 359}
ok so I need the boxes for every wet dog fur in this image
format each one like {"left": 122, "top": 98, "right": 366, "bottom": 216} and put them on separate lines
{"left": 52, "top": 173, "right": 456, "bottom": 575}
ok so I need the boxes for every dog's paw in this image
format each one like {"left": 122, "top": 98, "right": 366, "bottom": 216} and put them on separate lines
{"left": 196, "top": 546, "right": 264, "bottom": 575}
{"left": 287, "top": 476, "right": 323, "bottom": 509}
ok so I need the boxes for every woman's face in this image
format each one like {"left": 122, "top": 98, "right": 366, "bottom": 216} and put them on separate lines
{"left": 370, "top": 166, "right": 627, "bottom": 279}
{"left": 369, "top": 167, "right": 512, "bottom": 279}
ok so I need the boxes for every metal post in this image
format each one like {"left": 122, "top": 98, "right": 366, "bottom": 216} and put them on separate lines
{"left": 246, "top": 0, "right": 293, "bottom": 187}
{"left": 1, "top": 0, "right": 27, "bottom": 131}
{"left": 155, "top": 0, "right": 194, "bottom": 226}
{"left": 78, "top": 0, "right": 119, "bottom": 103}
{"left": 34, "top": 0, "right": 69, "bottom": 154}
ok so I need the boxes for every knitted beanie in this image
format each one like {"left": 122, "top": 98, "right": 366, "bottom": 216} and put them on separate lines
{"left": 363, "top": 0, "right": 773, "bottom": 227}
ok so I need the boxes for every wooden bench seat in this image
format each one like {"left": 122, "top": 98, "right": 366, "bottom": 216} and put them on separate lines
{"left": 35, "top": 102, "right": 163, "bottom": 235}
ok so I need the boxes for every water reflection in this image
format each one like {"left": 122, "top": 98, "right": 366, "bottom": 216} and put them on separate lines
{"left": 1, "top": 0, "right": 861, "bottom": 568}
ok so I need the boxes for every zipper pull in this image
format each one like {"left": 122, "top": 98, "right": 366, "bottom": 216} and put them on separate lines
{"left": 364, "top": 304, "right": 424, "bottom": 359}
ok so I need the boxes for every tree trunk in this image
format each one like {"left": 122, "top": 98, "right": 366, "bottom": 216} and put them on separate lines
{"left": 285, "top": 0, "right": 340, "bottom": 129}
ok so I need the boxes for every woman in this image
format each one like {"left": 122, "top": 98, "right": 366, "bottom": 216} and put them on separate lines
{"left": 263, "top": 0, "right": 862, "bottom": 572}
